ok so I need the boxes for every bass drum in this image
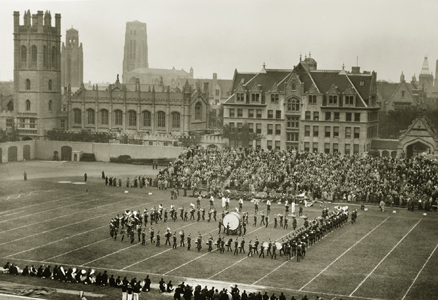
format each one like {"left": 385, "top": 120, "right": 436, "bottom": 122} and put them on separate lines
{"left": 223, "top": 212, "right": 241, "bottom": 231}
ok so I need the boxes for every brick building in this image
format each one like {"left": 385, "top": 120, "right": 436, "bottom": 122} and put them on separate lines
{"left": 223, "top": 55, "right": 379, "bottom": 154}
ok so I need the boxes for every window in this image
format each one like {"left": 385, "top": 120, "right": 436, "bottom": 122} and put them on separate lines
{"left": 248, "top": 109, "right": 254, "bottom": 118}
{"left": 324, "top": 143, "right": 330, "bottom": 154}
{"left": 333, "top": 143, "right": 339, "bottom": 153}
{"left": 26, "top": 100, "right": 31, "bottom": 111}
{"left": 101, "top": 109, "right": 109, "bottom": 125}
{"left": 21, "top": 45, "right": 27, "bottom": 65}
{"left": 304, "top": 142, "right": 310, "bottom": 152}
{"left": 128, "top": 110, "right": 137, "bottom": 126}
{"left": 325, "top": 126, "right": 331, "bottom": 137}
{"left": 215, "top": 89, "right": 220, "bottom": 96}
{"left": 229, "top": 109, "right": 235, "bottom": 117}
{"left": 114, "top": 110, "right": 123, "bottom": 126}
{"left": 345, "top": 95, "right": 354, "bottom": 106}
{"left": 355, "top": 113, "right": 361, "bottom": 122}
{"left": 346, "top": 112, "right": 352, "bottom": 122}
{"left": 287, "top": 132, "right": 298, "bottom": 141}
{"left": 275, "top": 141, "right": 280, "bottom": 150}
{"left": 313, "top": 126, "right": 319, "bottom": 137}
{"left": 305, "top": 111, "right": 311, "bottom": 120}
{"left": 87, "top": 109, "right": 95, "bottom": 125}
{"left": 237, "top": 123, "right": 242, "bottom": 132}
{"left": 256, "top": 123, "right": 262, "bottom": 134}
{"left": 309, "top": 95, "right": 317, "bottom": 105}
{"left": 251, "top": 93, "right": 260, "bottom": 102}
{"left": 354, "top": 127, "right": 360, "bottom": 139}
{"left": 267, "top": 110, "right": 273, "bottom": 119}
{"left": 271, "top": 94, "right": 279, "bottom": 103}
{"left": 256, "top": 140, "right": 261, "bottom": 149}
{"left": 267, "top": 124, "right": 273, "bottom": 135}
{"left": 248, "top": 123, "right": 254, "bottom": 132}
{"left": 48, "top": 100, "right": 52, "bottom": 111}
{"left": 401, "top": 91, "right": 405, "bottom": 98}
{"left": 256, "top": 109, "right": 262, "bottom": 118}
{"left": 345, "top": 127, "right": 351, "bottom": 139}
{"left": 276, "top": 110, "right": 281, "bottom": 119}
{"left": 334, "top": 112, "right": 340, "bottom": 121}
{"left": 60, "top": 119, "right": 65, "bottom": 129}
{"left": 312, "top": 142, "right": 318, "bottom": 153}
{"left": 329, "top": 95, "right": 337, "bottom": 105}
{"left": 229, "top": 123, "right": 235, "bottom": 132}
{"left": 31, "top": 45, "right": 37, "bottom": 66}
{"left": 73, "top": 108, "right": 81, "bottom": 124}
{"left": 143, "top": 111, "right": 151, "bottom": 126}
{"left": 237, "top": 109, "right": 243, "bottom": 117}
{"left": 267, "top": 140, "right": 273, "bottom": 150}
{"left": 287, "top": 116, "right": 299, "bottom": 128}
{"left": 345, "top": 144, "right": 351, "bottom": 155}
{"left": 275, "top": 124, "right": 281, "bottom": 135}
{"left": 360, "top": 81, "right": 364, "bottom": 86}
{"left": 237, "top": 93, "right": 244, "bottom": 102}
{"left": 291, "top": 82, "right": 296, "bottom": 90}
{"left": 6, "top": 119, "right": 13, "bottom": 127}
{"left": 333, "top": 126, "right": 339, "bottom": 137}
{"left": 29, "top": 119, "right": 36, "bottom": 129}
{"left": 325, "top": 112, "right": 331, "bottom": 121}
{"left": 305, "top": 125, "right": 310, "bottom": 137}
{"left": 195, "top": 102, "right": 202, "bottom": 120}
{"left": 48, "top": 79, "right": 52, "bottom": 91}
{"left": 354, "top": 144, "right": 359, "bottom": 154}
{"left": 7, "top": 101, "right": 13, "bottom": 111}
{"left": 287, "top": 98, "right": 300, "bottom": 111}
{"left": 43, "top": 46, "right": 48, "bottom": 68}
{"left": 313, "top": 111, "right": 319, "bottom": 120}
{"left": 157, "top": 111, "right": 166, "bottom": 128}
{"left": 26, "top": 79, "right": 31, "bottom": 90}
{"left": 51, "top": 46, "right": 57, "bottom": 68}
{"left": 172, "top": 112, "right": 180, "bottom": 128}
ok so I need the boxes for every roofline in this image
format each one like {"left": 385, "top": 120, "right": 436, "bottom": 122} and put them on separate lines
{"left": 344, "top": 73, "right": 368, "bottom": 108}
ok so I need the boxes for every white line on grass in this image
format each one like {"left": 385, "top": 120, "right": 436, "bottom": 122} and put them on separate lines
{"left": 349, "top": 219, "right": 421, "bottom": 297}
{"left": 43, "top": 237, "right": 112, "bottom": 262}
{"left": 0, "top": 293, "right": 49, "bottom": 300}
{"left": 1, "top": 210, "right": 24, "bottom": 217}
{"left": 401, "top": 240, "right": 438, "bottom": 300}
{"left": 252, "top": 260, "right": 288, "bottom": 285}
{"left": 299, "top": 217, "right": 390, "bottom": 291}
{"left": 81, "top": 243, "right": 140, "bottom": 266}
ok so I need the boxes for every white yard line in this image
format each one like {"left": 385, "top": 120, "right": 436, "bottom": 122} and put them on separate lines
{"left": 43, "top": 237, "right": 111, "bottom": 262}
{"left": 0, "top": 293, "right": 49, "bottom": 300}
{"left": 401, "top": 241, "right": 438, "bottom": 300}
{"left": 252, "top": 260, "right": 288, "bottom": 285}
{"left": 299, "top": 217, "right": 390, "bottom": 291}
{"left": 349, "top": 219, "right": 421, "bottom": 297}
{"left": 80, "top": 243, "right": 140, "bottom": 266}
{"left": 208, "top": 256, "right": 248, "bottom": 279}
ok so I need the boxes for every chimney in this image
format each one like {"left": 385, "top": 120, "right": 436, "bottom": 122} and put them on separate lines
{"left": 351, "top": 66, "right": 360, "bottom": 74}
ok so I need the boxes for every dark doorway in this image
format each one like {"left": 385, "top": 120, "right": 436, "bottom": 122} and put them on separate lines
{"left": 8, "top": 146, "right": 18, "bottom": 162}
{"left": 61, "top": 146, "right": 72, "bottom": 161}
{"left": 406, "top": 141, "right": 430, "bottom": 158}
{"left": 23, "top": 145, "right": 31, "bottom": 160}
{"left": 0, "top": 148, "right": 2, "bottom": 163}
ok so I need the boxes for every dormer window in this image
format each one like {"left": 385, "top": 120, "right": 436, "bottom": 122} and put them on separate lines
{"left": 328, "top": 95, "right": 338, "bottom": 105}
{"left": 291, "top": 82, "right": 296, "bottom": 91}
{"left": 236, "top": 93, "right": 244, "bottom": 102}
{"left": 309, "top": 95, "right": 317, "bottom": 105}
{"left": 271, "top": 94, "right": 279, "bottom": 103}
{"left": 345, "top": 95, "right": 355, "bottom": 106}
{"left": 251, "top": 93, "right": 260, "bottom": 102}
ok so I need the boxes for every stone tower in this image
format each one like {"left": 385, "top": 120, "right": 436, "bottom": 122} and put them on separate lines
{"left": 61, "top": 27, "right": 83, "bottom": 88}
{"left": 13, "top": 10, "right": 62, "bottom": 139}
{"left": 122, "top": 21, "right": 148, "bottom": 83}
{"left": 419, "top": 56, "right": 434, "bottom": 92}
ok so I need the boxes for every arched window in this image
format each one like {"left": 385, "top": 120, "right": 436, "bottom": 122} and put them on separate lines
{"left": 48, "top": 100, "right": 52, "bottom": 111}
{"left": 31, "top": 45, "right": 37, "bottom": 66}
{"left": 25, "top": 100, "right": 31, "bottom": 111}
{"left": 100, "top": 109, "right": 109, "bottom": 125}
{"left": 291, "top": 81, "right": 296, "bottom": 90}
{"left": 128, "top": 110, "right": 137, "bottom": 127}
{"left": 43, "top": 46, "right": 48, "bottom": 68}
{"left": 26, "top": 79, "right": 31, "bottom": 90}
{"left": 195, "top": 102, "right": 202, "bottom": 120}
{"left": 114, "top": 110, "right": 123, "bottom": 126}
{"left": 171, "top": 112, "right": 180, "bottom": 128}
{"left": 51, "top": 46, "right": 57, "bottom": 69}
{"left": 157, "top": 111, "right": 166, "bottom": 128}
{"left": 143, "top": 110, "right": 151, "bottom": 127}
{"left": 87, "top": 109, "right": 95, "bottom": 124}
{"left": 73, "top": 108, "right": 81, "bottom": 124}
{"left": 48, "top": 79, "right": 52, "bottom": 91}
{"left": 286, "top": 98, "right": 300, "bottom": 112}
{"left": 7, "top": 101, "right": 14, "bottom": 111}
{"left": 21, "top": 45, "right": 27, "bottom": 65}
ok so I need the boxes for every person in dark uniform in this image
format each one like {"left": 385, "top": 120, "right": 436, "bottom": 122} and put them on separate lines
{"left": 149, "top": 228, "right": 155, "bottom": 244}
{"left": 197, "top": 209, "right": 201, "bottom": 222}
{"left": 213, "top": 209, "right": 217, "bottom": 221}
{"left": 141, "top": 228, "right": 146, "bottom": 245}
{"left": 271, "top": 243, "right": 277, "bottom": 259}
{"left": 284, "top": 218, "right": 288, "bottom": 229}
{"left": 187, "top": 234, "right": 191, "bottom": 250}
{"left": 243, "top": 221, "right": 247, "bottom": 235}
{"left": 220, "top": 238, "right": 225, "bottom": 253}
{"left": 84, "top": 173, "right": 87, "bottom": 182}
{"left": 266, "top": 240, "right": 272, "bottom": 257}
{"left": 180, "top": 230, "right": 185, "bottom": 247}
{"left": 142, "top": 275, "right": 151, "bottom": 292}
{"left": 197, "top": 235, "right": 202, "bottom": 252}
{"left": 233, "top": 238, "right": 239, "bottom": 256}
{"left": 259, "top": 242, "right": 265, "bottom": 258}
{"left": 292, "top": 217, "right": 297, "bottom": 230}
{"left": 102, "top": 171, "right": 105, "bottom": 179}
{"left": 260, "top": 212, "right": 265, "bottom": 226}
{"left": 226, "top": 223, "right": 230, "bottom": 235}
{"left": 253, "top": 214, "right": 257, "bottom": 226}
{"left": 173, "top": 233, "right": 178, "bottom": 249}
{"left": 156, "top": 231, "right": 161, "bottom": 246}
{"left": 165, "top": 229, "right": 171, "bottom": 246}
{"left": 226, "top": 238, "right": 233, "bottom": 252}
{"left": 265, "top": 215, "right": 269, "bottom": 228}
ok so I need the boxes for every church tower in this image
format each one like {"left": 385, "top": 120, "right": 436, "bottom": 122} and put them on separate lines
{"left": 61, "top": 27, "right": 83, "bottom": 88}
{"left": 419, "top": 56, "right": 434, "bottom": 91}
{"left": 13, "top": 10, "right": 62, "bottom": 139}
{"left": 122, "top": 21, "right": 148, "bottom": 83}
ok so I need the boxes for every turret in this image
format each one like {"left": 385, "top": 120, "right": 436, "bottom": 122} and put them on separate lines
{"left": 55, "top": 13, "right": 61, "bottom": 35}
{"left": 44, "top": 10, "right": 51, "bottom": 27}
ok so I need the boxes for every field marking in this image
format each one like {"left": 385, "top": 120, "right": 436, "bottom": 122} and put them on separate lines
{"left": 349, "top": 219, "right": 421, "bottom": 297}
{"left": 401, "top": 241, "right": 438, "bottom": 300}
{"left": 80, "top": 243, "right": 140, "bottom": 267}
{"left": 43, "top": 237, "right": 112, "bottom": 262}
{"left": 0, "top": 293, "right": 49, "bottom": 300}
{"left": 252, "top": 260, "right": 288, "bottom": 285}
{"left": 6, "top": 225, "right": 108, "bottom": 258}
{"left": 299, "top": 217, "right": 390, "bottom": 291}
{"left": 0, "top": 210, "right": 24, "bottom": 217}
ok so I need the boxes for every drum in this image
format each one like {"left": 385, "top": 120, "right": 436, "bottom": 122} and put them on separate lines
{"left": 263, "top": 242, "right": 269, "bottom": 248}
{"left": 275, "top": 242, "right": 282, "bottom": 250}
{"left": 223, "top": 212, "right": 241, "bottom": 231}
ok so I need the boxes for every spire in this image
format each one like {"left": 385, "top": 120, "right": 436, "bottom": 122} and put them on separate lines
{"left": 400, "top": 71, "right": 405, "bottom": 83}
{"left": 420, "top": 56, "right": 430, "bottom": 75}
{"left": 300, "top": 53, "right": 302, "bottom": 62}
{"left": 260, "top": 62, "right": 266, "bottom": 73}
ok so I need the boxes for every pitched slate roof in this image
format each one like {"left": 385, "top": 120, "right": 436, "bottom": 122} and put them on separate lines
{"left": 128, "top": 67, "right": 191, "bottom": 77}
{"left": 376, "top": 81, "right": 398, "bottom": 103}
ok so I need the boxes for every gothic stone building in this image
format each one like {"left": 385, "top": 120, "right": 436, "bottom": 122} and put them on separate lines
{"left": 61, "top": 27, "right": 83, "bottom": 88}
{"left": 64, "top": 77, "right": 210, "bottom": 135}
{"left": 223, "top": 56, "right": 379, "bottom": 154}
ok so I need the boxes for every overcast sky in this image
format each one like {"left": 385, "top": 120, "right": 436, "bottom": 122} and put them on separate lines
{"left": 1, "top": 0, "right": 438, "bottom": 84}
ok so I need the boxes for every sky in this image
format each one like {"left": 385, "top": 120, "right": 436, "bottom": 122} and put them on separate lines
{"left": 1, "top": 0, "right": 438, "bottom": 84}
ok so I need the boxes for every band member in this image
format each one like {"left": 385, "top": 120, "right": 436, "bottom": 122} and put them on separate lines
{"left": 239, "top": 198, "right": 243, "bottom": 212}
{"left": 220, "top": 238, "right": 225, "bottom": 253}
{"left": 165, "top": 228, "right": 171, "bottom": 246}
{"left": 266, "top": 240, "right": 272, "bottom": 257}
{"left": 274, "top": 215, "right": 278, "bottom": 228}
{"left": 285, "top": 200, "right": 290, "bottom": 215}
{"left": 141, "top": 228, "right": 146, "bottom": 245}
{"left": 187, "top": 234, "right": 191, "bottom": 250}
{"left": 233, "top": 238, "right": 239, "bottom": 255}
{"left": 218, "top": 219, "right": 223, "bottom": 234}
{"left": 292, "top": 217, "right": 297, "bottom": 230}
{"left": 209, "top": 196, "right": 214, "bottom": 209}
{"left": 190, "top": 208, "right": 195, "bottom": 220}
{"left": 213, "top": 209, "right": 217, "bottom": 222}
{"left": 225, "top": 197, "right": 230, "bottom": 210}
{"left": 271, "top": 243, "right": 277, "bottom": 259}
{"left": 197, "top": 234, "right": 202, "bottom": 252}
{"left": 197, "top": 195, "right": 201, "bottom": 209}
{"left": 184, "top": 210, "right": 188, "bottom": 222}
{"left": 149, "top": 227, "right": 155, "bottom": 244}
{"left": 137, "top": 224, "right": 142, "bottom": 242}
{"left": 253, "top": 215, "right": 257, "bottom": 226}
{"left": 279, "top": 215, "right": 284, "bottom": 228}
{"left": 254, "top": 238, "right": 259, "bottom": 255}
{"left": 180, "top": 207, "right": 184, "bottom": 220}
{"left": 226, "top": 223, "right": 230, "bottom": 235}
{"left": 254, "top": 200, "right": 259, "bottom": 214}
{"left": 120, "top": 227, "right": 126, "bottom": 242}
{"left": 259, "top": 242, "right": 265, "bottom": 258}
{"left": 180, "top": 230, "right": 185, "bottom": 247}
{"left": 265, "top": 215, "right": 269, "bottom": 228}
{"left": 284, "top": 218, "right": 288, "bottom": 229}
{"left": 197, "top": 209, "right": 201, "bottom": 222}
{"left": 226, "top": 238, "right": 233, "bottom": 252}
{"left": 239, "top": 238, "right": 245, "bottom": 253}
{"left": 201, "top": 208, "right": 206, "bottom": 221}
{"left": 172, "top": 233, "right": 177, "bottom": 249}
{"left": 208, "top": 210, "right": 212, "bottom": 222}
{"left": 247, "top": 240, "right": 253, "bottom": 257}
{"left": 242, "top": 221, "right": 247, "bottom": 235}
{"left": 207, "top": 235, "right": 213, "bottom": 252}
{"left": 156, "top": 231, "right": 161, "bottom": 247}
{"left": 266, "top": 200, "right": 271, "bottom": 215}
{"left": 260, "top": 212, "right": 265, "bottom": 226}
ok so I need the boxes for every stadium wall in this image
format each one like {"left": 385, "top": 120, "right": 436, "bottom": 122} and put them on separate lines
{"left": 0, "top": 140, "right": 36, "bottom": 163}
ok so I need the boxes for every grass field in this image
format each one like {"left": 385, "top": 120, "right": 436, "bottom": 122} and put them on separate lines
{"left": 0, "top": 161, "right": 437, "bottom": 300}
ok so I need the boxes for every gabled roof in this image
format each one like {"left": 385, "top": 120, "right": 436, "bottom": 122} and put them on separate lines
{"left": 399, "top": 113, "right": 438, "bottom": 141}
{"left": 376, "top": 81, "right": 399, "bottom": 103}
{"left": 230, "top": 69, "right": 290, "bottom": 93}
{"left": 387, "top": 80, "right": 418, "bottom": 106}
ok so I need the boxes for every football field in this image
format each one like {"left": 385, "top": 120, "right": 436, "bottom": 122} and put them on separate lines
{"left": 0, "top": 161, "right": 437, "bottom": 300}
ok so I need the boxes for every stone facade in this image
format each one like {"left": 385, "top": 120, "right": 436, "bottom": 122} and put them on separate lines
{"left": 122, "top": 21, "right": 148, "bottom": 83}
{"left": 61, "top": 28, "right": 83, "bottom": 88}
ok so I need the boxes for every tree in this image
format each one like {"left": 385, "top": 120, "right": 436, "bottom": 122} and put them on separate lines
{"left": 222, "top": 122, "right": 262, "bottom": 148}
